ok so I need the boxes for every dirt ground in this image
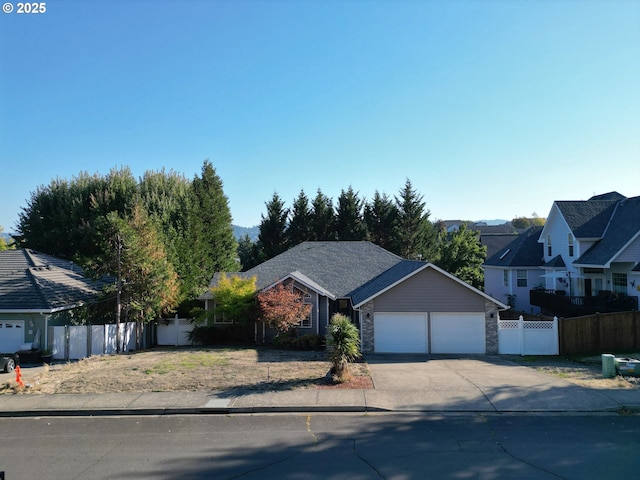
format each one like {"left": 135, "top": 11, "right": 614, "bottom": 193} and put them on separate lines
{"left": 506, "top": 354, "right": 640, "bottom": 390}
{"left": 0, "top": 347, "right": 373, "bottom": 395}
{"left": 2, "top": 348, "right": 639, "bottom": 395}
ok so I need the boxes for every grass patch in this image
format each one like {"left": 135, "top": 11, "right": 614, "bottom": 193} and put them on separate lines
{"left": 144, "top": 352, "right": 229, "bottom": 375}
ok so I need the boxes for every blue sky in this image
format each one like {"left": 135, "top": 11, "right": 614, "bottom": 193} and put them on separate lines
{"left": 1, "top": 0, "right": 639, "bottom": 232}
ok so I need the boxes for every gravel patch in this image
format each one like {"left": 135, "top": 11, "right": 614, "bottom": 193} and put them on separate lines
{"left": 503, "top": 353, "right": 640, "bottom": 390}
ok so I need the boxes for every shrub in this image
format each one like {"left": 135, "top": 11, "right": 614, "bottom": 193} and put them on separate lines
{"left": 273, "top": 332, "right": 325, "bottom": 350}
{"left": 187, "top": 325, "right": 253, "bottom": 345}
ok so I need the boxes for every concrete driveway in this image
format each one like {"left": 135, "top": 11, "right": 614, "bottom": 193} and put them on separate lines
{"left": 364, "top": 354, "right": 631, "bottom": 412}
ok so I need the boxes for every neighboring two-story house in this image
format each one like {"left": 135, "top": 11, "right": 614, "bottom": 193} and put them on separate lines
{"left": 483, "top": 226, "right": 544, "bottom": 314}
{"left": 484, "top": 192, "right": 640, "bottom": 317}
{"left": 531, "top": 192, "right": 639, "bottom": 316}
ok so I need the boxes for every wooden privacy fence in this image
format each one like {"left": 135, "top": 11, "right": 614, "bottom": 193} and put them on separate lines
{"left": 559, "top": 311, "right": 640, "bottom": 355}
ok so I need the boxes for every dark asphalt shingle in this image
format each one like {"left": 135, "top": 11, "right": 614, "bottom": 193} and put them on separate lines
{"left": 208, "top": 242, "right": 404, "bottom": 298}
{"left": 0, "top": 249, "right": 106, "bottom": 311}
{"left": 483, "top": 227, "right": 544, "bottom": 268}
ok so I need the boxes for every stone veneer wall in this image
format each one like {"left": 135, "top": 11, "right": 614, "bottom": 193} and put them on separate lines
{"left": 484, "top": 299, "right": 499, "bottom": 354}
{"left": 360, "top": 301, "right": 376, "bottom": 353}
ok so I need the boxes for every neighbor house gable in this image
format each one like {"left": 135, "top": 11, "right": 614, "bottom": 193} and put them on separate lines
{"left": 573, "top": 196, "right": 640, "bottom": 268}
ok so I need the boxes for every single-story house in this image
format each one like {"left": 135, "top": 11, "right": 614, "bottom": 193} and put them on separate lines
{"left": 201, "top": 241, "right": 508, "bottom": 354}
{"left": 0, "top": 249, "right": 107, "bottom": 353}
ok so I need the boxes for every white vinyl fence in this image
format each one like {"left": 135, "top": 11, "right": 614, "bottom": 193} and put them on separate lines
{"left": 51, "top": 323, "right": 138, "bottom": 360}
{"left": 156, "top": 317, "right": 193, "bottom": 346}
{"left": 498, "top": 316, "right": 559, "bottom": 355}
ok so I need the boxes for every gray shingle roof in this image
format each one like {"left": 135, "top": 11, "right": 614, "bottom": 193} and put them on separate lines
{"left": 555, "top": 194, "right": 622, "bottom": 238}
{"left": 207, "top": 242, "right": 404, "bottom": 298}
{"left": 480, "top": 233, "right": 521, "bottom": 260}
{"left": 483, "top": 227, "right": 544, "bottom": 267}
{"left": 575, "top": 195, "right": 640, "bottom": 266}
{"left": 0, "top": 249, "right": 106, "bottom": 311}
{"left": 349, "top": 260, "right": 426, "bottom": 306}
{"left": 544, "top": 255, "right": 566, "bottom": 268}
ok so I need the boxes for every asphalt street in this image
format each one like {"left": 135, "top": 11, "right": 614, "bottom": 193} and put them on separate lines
{"left": 1, "top": 413, "right": 639, "bottom": 479}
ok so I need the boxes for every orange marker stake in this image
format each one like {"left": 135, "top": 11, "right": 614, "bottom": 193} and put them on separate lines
{"left": 15, "top": 365, "right": 24, "bottom": 388}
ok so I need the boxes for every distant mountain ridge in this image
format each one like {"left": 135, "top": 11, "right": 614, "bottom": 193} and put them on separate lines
{"left": 233, "top": 225, "right": 259, "bottom": 241}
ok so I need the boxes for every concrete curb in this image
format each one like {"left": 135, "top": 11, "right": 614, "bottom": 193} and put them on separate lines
{"left": 1, "top": 403, "right": 639, "bottom": 418}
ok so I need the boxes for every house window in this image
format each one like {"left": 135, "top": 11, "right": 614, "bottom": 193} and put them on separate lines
{"left": 516, "top": 269, "right": 527, "bottom": 287}
{"left": 212, "top": 302, "right": 233, "bottom": 324}
{"left": 213, "top": 312, "right": 233, "bottom": 324}
{"left": 568, "top": 234, "right": 574, "bottom": 257}
{"left": 503, "top": 270, "right": 509, "bottom": 287}
{"left": 300, "top": 293, "right": 312, "bottom": 328}
{"left": 547, "top": 235, "right": 552, "bottom": 257}
{"left": 612, "top": 273, "right": 627, "bottom": 294}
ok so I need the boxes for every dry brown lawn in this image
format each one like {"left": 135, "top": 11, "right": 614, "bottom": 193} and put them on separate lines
{"left": 1, "top": 347, "right": 373, "bottom": 395}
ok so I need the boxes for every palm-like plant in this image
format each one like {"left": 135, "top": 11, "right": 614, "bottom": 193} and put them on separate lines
{"left": 327, "top": 313, "right": 361, "bottom": 381}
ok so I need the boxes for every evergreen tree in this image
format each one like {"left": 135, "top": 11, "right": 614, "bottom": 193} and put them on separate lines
{"left": 258, "top": 192, "right": 289, "bottom": 260}
{"left": 364, "top": 191, "right": 399, "bottom": 251}
{"left": 335, "top": 186, "right": 367, "bottom": 241}
{"left": 17, "top": 167, "right": 137, "bottom": 261}
{"left": 434, "top": 224, "right": 486, "bottom": 289}
{"left": 287, "top": 190, "right": 313, "bottom": 246}
{"left": 139, "top": 168, "right": 190, "bottom": 280}
{"left": 395, "top": 179, "right": 437, "bottom": 260}
{"left": 237, "top": 234, "right": 263, "bottom": 271}
{"left": 309, "top": 189, "right": 336, "bottom": 241}
{"left": 184, "top": 160, "right": 239, "bottom": 297}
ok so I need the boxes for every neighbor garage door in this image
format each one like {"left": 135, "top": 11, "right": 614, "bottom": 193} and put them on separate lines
{"left": 374, "top": 313, "right": 428, "bottom": 353}
{"left": 0, "top": 320, "right": 25, "bottom": 353}
{"left": 430, "top": 313, "right": 485, "bottom": 354}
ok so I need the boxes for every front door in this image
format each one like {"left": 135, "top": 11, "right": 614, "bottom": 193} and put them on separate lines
{"left": 585, "top": 278, "right": 593, "bottom": 296}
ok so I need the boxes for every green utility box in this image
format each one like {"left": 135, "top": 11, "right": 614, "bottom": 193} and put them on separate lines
{"left": 614, "top": 357, "right": 640, "bottom": 377}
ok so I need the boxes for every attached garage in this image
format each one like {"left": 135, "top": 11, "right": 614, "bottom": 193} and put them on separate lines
{"left": 374, "top": 313, "right": 428, "bottom": 353}
{"left": 430, "top": 313, "right": 486, "bottom": 354}
{"left": 0, "top": 320, "right": 25, "bottom": 353}
{"left": 355, "top": 262, "right": 508, "bottom": 355}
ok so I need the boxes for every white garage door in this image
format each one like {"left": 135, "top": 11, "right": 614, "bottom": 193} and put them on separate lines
{"left": 431, "top": 313, "right": 485, "bottom": 354}
{"left": 0, "top": 321, "right": 25, "bottom": 353}
{"left": 374, "top": 313, "right": 428, "bottom": 353}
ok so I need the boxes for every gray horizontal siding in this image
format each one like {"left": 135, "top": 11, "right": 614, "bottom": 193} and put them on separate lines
{"left": 373, "top": 268, "right": 485, "bottom": 312}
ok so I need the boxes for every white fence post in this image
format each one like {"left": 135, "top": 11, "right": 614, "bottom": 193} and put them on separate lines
{"left": 553, "top": 316, "right": 559, "bottom": 355}
{"left": 519, "top": 315, "right": 525, "bottom": 356}
{"left": 175, "top": 314, "right": 179, "bottom": 346}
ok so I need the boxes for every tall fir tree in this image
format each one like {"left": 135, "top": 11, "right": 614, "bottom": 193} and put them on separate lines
{"left": 395, "top": 179, "right": 437, "bottom": 261}
{"left": 258, "top": 192, "right": 289, "bottom": 260}
{"left": 287, "top": 190, "right": 313, "bottom": 247}
{"left": 335, "top": 186, "right": 367, "bottom": 241}
{"left": 184, "top": 160, "right": 239, "bottom": 297}
{"left": 364, "top": 191, "right": 399, "bottom": 252}
{"left": 237, "top": 233, "right": 264, "bottom": 271}
{"left": 310, "top": 189, "right": 336, "bottom": 241}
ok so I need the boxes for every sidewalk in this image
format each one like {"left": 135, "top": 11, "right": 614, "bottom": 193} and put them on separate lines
{"left": 1, "top": 367, "right": 640, "bottom": 417}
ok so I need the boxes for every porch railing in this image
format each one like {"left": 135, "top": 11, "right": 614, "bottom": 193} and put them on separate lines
{"left": 530, "top": 289, "right": 638, "bottom": 317}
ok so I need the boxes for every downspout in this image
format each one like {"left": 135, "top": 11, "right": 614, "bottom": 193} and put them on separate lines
{"left": 315, "top": 292, "right": 320, "bottom": 335}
